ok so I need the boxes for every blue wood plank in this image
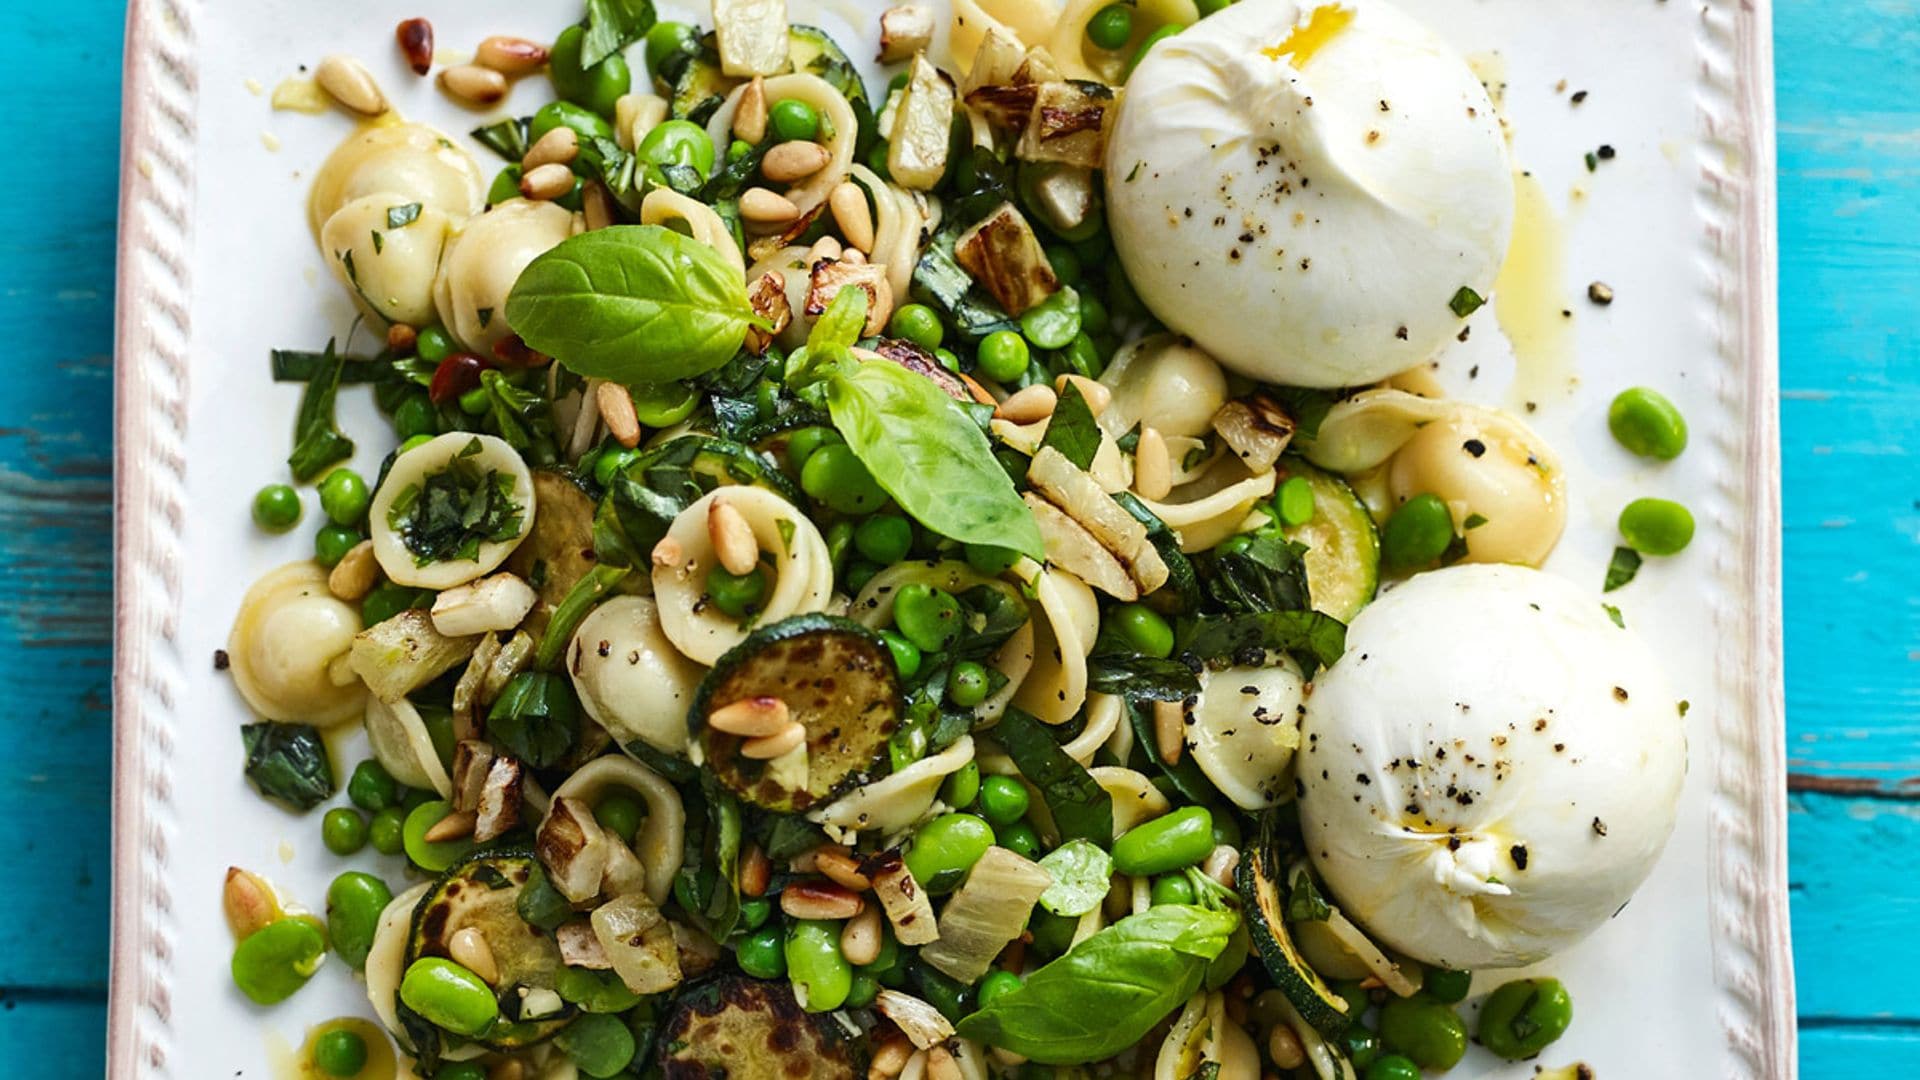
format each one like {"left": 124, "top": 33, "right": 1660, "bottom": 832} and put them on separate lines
{"left": 1789, "top": 791, "right": 1920, "bottom": 1020}
{"left": 0, "top": 996, "right": 106, "bottom": 1077}
{"left": 1802, "top": 1024, "right": 1920, "bottom": 1078}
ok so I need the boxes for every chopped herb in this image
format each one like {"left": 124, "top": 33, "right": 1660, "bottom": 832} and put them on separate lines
{"left": 240, "top": 722, "right": 335, "bottom": 810}
{"left": 270, "top": 348, "right": 380, "bottom": 383}
{"left": 1038, "top": 379, "right": 1101, "bottom": 470}
{"left": 1603, "top": 546, "right": 1642, "bottom": 592}
{"left": 287, "top": 340, "right": 355, "bottom": 481}
{"left": 1284, "top": 866, "right": 1332, "bottom": 922}
{"left": 1585, "top": 151, "right": 1599, "bottom": 172}
{"left": 386, "top": 202, "right": 423, "bottom": 229}
{"left": 994, "top": 708, "right": 1113, "bottom": 845}
{"left": 476, "top": 307, "right": 494, "bottom": 329}
{"left": 370, "top": 230, "right": 384, "bottom": 254}
{"left": 1463, "top": 512, "right": 1489, "bottom": 530}
{"left": 1602, "top": 603, "right": 1625, "bottom": 628}
{"left": 1449, "top": 286, "right": 1486, "bottom": 318}
{"left": 385, "top": 444, "right": 525, "bottom": 566}
{"left": 487, "top": 672, "right": 581, "bottom": 768}
{"left": 581, "top": 0, "right": 659, "bottom": 68}
{"left": 471, "top": 117, "right": 533, "bottom": 162}
{"left": 1677, "top": 699, "right": 1691, "bottom": 717}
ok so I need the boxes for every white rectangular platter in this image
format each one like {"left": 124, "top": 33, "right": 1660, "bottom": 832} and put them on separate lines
{"left": 110, "top": 0, "right": 1793, "bottom": 1075}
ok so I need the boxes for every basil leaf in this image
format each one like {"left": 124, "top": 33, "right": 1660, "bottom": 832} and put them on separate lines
{"left": 581, "top": 0, "right": 657, "bottom": 68}
{"left": 487, "top": 672, "right": 581, "bottom": 767}
{"left": 1285, "top": 866, "right": 1332, "bottom": 922}
{"left": 1179, "top": 611, "right": 1347, "bottom": 674}
{"left": 507, "top": 225, "right": 753, "bottom": 384}
{"left": 955, "top": 905, "right": 1240, "bottom": 1063}
{"left": 1037, "top": 839, "right": 1113, "bottom": 917}
{"left": 270, "top": 347, "right": 379, "bottom": 383}
{"left": 1085, "top": 653, "right": 1199, "bottom": 701}
{"left": 1603, "top": 545, "right": 1642, "bottom": 592}
{"left": 1199, "top": 532, "right": 1311, "bottom": 614}
{"left": 809, "top": 285, "right": 868, "bottom": 351}
{"left": 287, "top": 340, "right": 355, "bottom": 482}
{"left": 993, "top": 708, "right": 1112, "bottom": 845}
{"left": 822, "top": 357, "right": 1044, "bottom": 560}
{"left": 537, "top": 564, "right": 630, "bottom": 670}
{"left": 622, "top": 737, "right": 699, "bottom": 783}
{"left": 1039, "top": 378, "right": 1100, "bottom": 470}
{"left": 240, "top": 722, "right": 335, "bottom": 810}
{"left": 471, "top": 116, "right": 532, "bottom": 162}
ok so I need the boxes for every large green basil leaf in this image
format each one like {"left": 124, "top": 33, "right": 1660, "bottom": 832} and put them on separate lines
{"left": 506, "top": 225, "right": 752, "bottom": 384}
{"left": 955, "top": 905, "right": 1239, "bottom": 1062}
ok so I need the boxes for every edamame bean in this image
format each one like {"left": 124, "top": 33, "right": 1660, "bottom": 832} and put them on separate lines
{"left": 1086, "top": 4, "right": 1134, "bottom": 50}
{"left": 548, "top": 26, "right": 591, "bottom": 104}
{"left": 800, "top": 443, "right": 887, "bottom": 514}
{"left": 975, "top": 331, "right": 1031, "bottom": 383}
{"left": 322, "top": 807, "right": 369, "bottom": 856}
{"left": 855, "top": 514, "right": 914, "bottom": 565}
{"left": 487, "top": 165, "right": 522, "bottom": 206}
{"left": 737, "top": 925, "right": 788, "bottom": 979}
{"left": 1332, "top": 980, "right": 1371, "bottom": 1021}
{"left": 327, "top": 870, "right": 395, "bottom": 970}
{"left": 1078, "top": 291, "right": 1112, "bottom": 337}
{"left": 977, "top": 776, "right": 1030, "bottom": 826}
{"left": 889, "top": 304, "right": 945, "bottom": 351}
{"left": 392, "top": 394, "right": 438, "bottom": 440}
{"left": 1112, "top": 805, "right": 1215, "bottom": 876}
{"left": 1618, "top": 497, "right": 1694, "bottom": 556}
{"left": 555, "top": 965, "right": 644, "bottom": 1014}
{"left": 1029, "top": 909, "right": 1078, "bottom": 955}
{"left": 892, "top": 583, "right": 963, "bottom": 653}
{"left": 531, "top": 100, "right": 617, "bottom": 146}
{"left": 638, "top": 120, "right": 717, "bottom": 181}
{"left": 770, "top": 98, "right": 821, "bottom": 143}
{"left": 594, "top": 793, "right": 643, "bottom": 843}
{"left": 232, "top": 918, "right": 327, "bottom": 1004}
{"left": 415, "top": 326, "right": 455, "bottom": 363}
{"left": 556, "top": 1012, "right": 638, "bottom": 1078}
{"left": 1342, "top": 1026, "right": 1381, "bottom": 1069}
{"left": 403, "top": 800, "right": 476, "bottom": 873}
{"left": 644, "top": 21, "right": 699, "bottom": 78}
{"left": 253, "top": 484, "right": 302, "bottom": 531}
{"left": 964, "top": 542, "right": 1019, "bottom": 576}
{"left": 630, "top": 381, "right": 701, "bottom": 427}
{"left": 940, "top": 760, "right": 981, "bottom": 809}
{"left": 1607, "top": 387, "right": 1688, "bottom": 460}
{"left": 1377, "top": 995, "right": 1467, "bottom": 1069}
{"left": 785, "top": 920, "right": 853, "bottom": 1012}
{"left": 581, "top": 52, "right": 632, "bottom": 119}
{"left": 312, "top": 1028, "right": 368, "bottom": 1077}
{"left": 1046, "top": 245, "right": 1083, "bottom": 288}
{"left": 977, "top": 969, "right": 1024, "bottom": 1008}
{"left": 1019, "top": 288, "right": 1081, "bottom": 350}
{"left": 905, "top": 813, "right": 995, "bottom": 893}
{"left": 319, "top": 469, "right": 370, "bottom": 526}
{"left": 1111, "top": 603, "right": 1174, "bottom": 658}
{"left": 400, "top": 957, "right": 499, "bottom": 1036}
{"left": 1422, "top": 967, "right": 1472, "bottom": 1004}
{"left": 1362, "top": 1055, "right": 1420, "bottom": 1080}
{"left": 880, "top": 629, "right": 923, "bottom": 680}
{"left": 315, "top": 524, "right": 362, "bottom": 568}
{"left": 947, "top": 661, "right": 992, "bottom": 708}
{"left": 368, "top": 805, "right": 407, "bottom": 855}
{"left": 1477, "top": 977, "right": 1573, "bottom": 1060}
{"left": 347, "top": 759, "right": 397, "bottom": 812}
{"left": 1381, "top": 493, "right": 1454, "bottom": 570}
{"left": 707, "top": 565, "right": 769, "bottom": 618}
{"left": 1150, "top": 873, "right": 1196, "bottom": 907}
{"left": 1276, "top": 475, "right": 1315, "bottom": 526}
{"left": 996, "top": 821, "right": 1041, "bottom": 859}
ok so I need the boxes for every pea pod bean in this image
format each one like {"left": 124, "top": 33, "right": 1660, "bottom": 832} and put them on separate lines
{"left": 1087, "top": 4, "right": 1134, "bottom": 49}
{"left": 253, "top": 484, "right": 302, "bottom": 531}
{"left": 531, "top": 99, "right": 616, "bottom": 147}
{"left": 326, "top": 871, "right": 394, "bottom": 970}
{"left": 739, "top": 897, "right": 772, "bottom": 931}
{"left": 1276, "top": 475, "right": 1316, "bottom": 526}
{"left": 1607, "top": 386, "right": 1688, "bottom": 460}
{"left": 1382, "top": 493, "right": 1454, "bottom": 570}
{"left": 403, "top": 800, "right": 476, "bottom": 873}
{"left": 846, "top": 972, "right": 880, "bottom": 1008}
{"left": 707, "top": 565, "right": 769, "bottom": 618}
{"left": 800, "top": 443, "right": 887, "bottom": 515}
{"left": 319, "top": 468, "right": 370, "bottom": 526}
{"left": 1362, "top": 1055, "right": 1420, "bottom": 1080}
{"left": 1111, "top": 602, "right": 1174, "bottom": 659}
{"left": 556, "top": 965, "right": 645, "bottom": 1014}
{"left": 975, "top": 331, "right": 1030, "bottom": 383}
{"left": 645, "top": 21, "right": 700, "bottom": 78}
{"left": 435, "top": 1064, "right": 488, "bottom": 1080}
{"left": 1618, "top": 497, "right": 1694, "bottom": 556}
{"left": 996, "top": 821, "right": 1040, "bottom": 859}
{"left": 1149, "top": 873, "right": 1196, "bottom": 907}
{"left": 770, "top": 99, "right": 821, "bottom": 143}
{"left": 368, "top": 806, "right": 407, "bottom": 856}
{"left": 855, "top": 514, "right": 914, "bottom": 565}
{"left": 1377, "top": 995, "right": 1467, "bottom": 1069}
{"left": 946, "top": 661, "right": 992, "bottom": 708}
{"left": 556, "top": 1011, "right": 638, "bottom": 1078}
{"left": 880, "top": 629, "right": 923, "bottom": 680}
{"left": 630, "top": 381, "right": 701, "bottom": 427}
{"left": 414, "top": 326, "right": 455, "bottom": 363}
{"left": 322, "top": 807, "right": 368, "bottom": 855}
{"left": 1019, "top": 287, "right": 1082, "bottom": 350}
{"left": 892, "top": 584, "right": 964, "bottom": 653}
{"left": 939, "top": 760, "right": 981, "bottom": 809}
{"left": 785, "top": 920, "right": 853, "bottom": 1012}
{"left": 1342, "top": 1026, "right": 1381, "bottom": 1069}
{"left": 1112, "top": 805, "right": 1215, "bottom": 876}
{"left": 399, "top": 957, "right": 499, "bottom": 1036}
{"left": 737, "top": 925, "right": 788, "bottom": 979}
{"left": 889, "top": 304, "right": 945, "bottom": 351}
{"left": 904, "top": 813, "right": 994, "bottom": 893}
{"left": 547, "top": 26, "right": 591, "bottom": 105}
{"left": 637, "top": 120, "right": 716, "bottom": 182}
{"left": 1422, "top": 967, "right": 1472, "bottom": 1004}
{"left": 593, "top": 792, "right": 644, "bottom": 843}
{"left": 347, "top": 759, "right": 398, "bottom": 811}
{"left": 231, "top": 918, "right": 327, "bottom": 1004}
{"left": 1477, "top": 977, "right": 1573, "bottom": 1060}
{"left": 786, "top": 426, "right": 843, "bottom": 473}
{"left": 977, "top": 969, "right": 1024, "bottom": 1008}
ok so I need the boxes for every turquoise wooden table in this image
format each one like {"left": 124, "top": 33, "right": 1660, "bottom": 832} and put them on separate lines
{"left": 2, "top": 0, "right": 1910, "bottom": 1074}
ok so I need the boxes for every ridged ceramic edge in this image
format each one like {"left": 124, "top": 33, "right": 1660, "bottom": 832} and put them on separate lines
{"left": 109, "top": 0, "right": 197, "bottom": 1075}
{"left": 1697, "top": 1, "right": 1795, "bottom": 1076}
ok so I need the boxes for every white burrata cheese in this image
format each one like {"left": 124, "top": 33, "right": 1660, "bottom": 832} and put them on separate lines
{"left": 1104, "top": 0, "right": 1513, "bottom": 387}
{"left": 1297, "top": 564, "right": 1686, "bottom": 969}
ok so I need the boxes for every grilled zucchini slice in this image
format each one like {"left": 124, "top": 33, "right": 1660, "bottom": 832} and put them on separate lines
{"left": 1237, "top": 819, "right": 1352, "bottom": 1039}
{"left": 405, "top": 851, "right": 573, "bottom": 1047}
{"left": 1277, "top": 461, "right": 1379, "bottom": 623}
{"left": 659, "top": 975, "right": 859, "bottom": 1080}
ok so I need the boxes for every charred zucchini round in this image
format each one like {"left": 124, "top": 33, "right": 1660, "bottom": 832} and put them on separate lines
{"left": 404, "top": 851, "right": 574, "bottom": 1047}
{"left": 659, "top": 975, "right": 859, "bottom": 1080}
{"left": 1277, "top": 461, "right": 1379, "bottom": 623}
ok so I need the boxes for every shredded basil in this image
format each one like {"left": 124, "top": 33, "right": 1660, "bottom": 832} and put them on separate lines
{"left": 1604, "top": 545, "right": 1643, "bottom": 592}
{"left": 287, "top": 340, "right": 355, "bottom": 482}
{"left": 240, "top": 722, "right": 334, "bottom": 810}
{"left": 385, "top": 443, "right": 525, "bottom": 566}
{"left": 1039, "top": 378, "right": 1101, "bottom": 469}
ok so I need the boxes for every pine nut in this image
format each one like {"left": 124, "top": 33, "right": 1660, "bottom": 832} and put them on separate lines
{"left": 386, "top": 322, "right": 418, "bottom": 354}
{"left": 597, "top": 382, "right": 641, "bottom": 447}
{"left": 806, "top": 237, "right": 844, "bottom": 266}
{"left": 424, "top": 809, "right": 477, "bottom": 843}
{"left": 869, "top": 1034, "right": 913, "bottom": 1080}
{"left": 814, "top": 847, "right": 872, "bottom": 891}
{"left": 780, "top": 881, "right": 864, "bottom": 921}
{"left": 651, "top": 537, "right": 685, "bottom": 570}
{"left": 581, "top": 181, "right": 616, "bottom": 231}
{"left": 708, "top": 696, "right": 791, "bottom": 738}
{"left": 489, "top": 1061, "right": 527, "bottom": 1080}
{"left": 327, "top": 540, "right": 379, "bottom": 601}
{"left": 395, "top": 19, "right": 434, "bottom": 76}
{"left": 831, "top": 182, "right": 875, "bottom": 252}
{"left": 476, "top": 35, "right": 551, "bottom": 77}
{"left": 440, "top": 64, "right": 509, "bottom": 106}
{"left": 1153, "top": 698, "right": 1185, "bottom": 765}
{"left": 926, "top": 1045, "right": 963, "bottom": 1080}
{"left": 762, "top": 140, "right": 832, "bottom": 183}
{"left": 450, "top": 927, "right": 502, "bottom": 984}
{"left": 1203, "top": 844, "right": 1240, "bottom": 888}
{"left": 733, "top": 77, "right": 769, "bottom": 145}
{"left": 316, "top": 54, "right": 388, "bottom": 116}
{"left": 840, "top": 906, "right": 883, "bottom": 966}
{"left": 739, "top": 843, "right": 771, "bottom": 898}
{"left": 993, "top": 384, "right": 1058, "bottom": 423}
{"left": 1135, "top": 425, "right": 1172, "bottom": 500}
{"left": 739, "top": 187, "right": 801, "bottom": 224}
{"left": 1053, "top": 374, "right": 1112, "bottom": 416}
{"left": 222, "top": 867, "right": 276, "bottom": 940}
{"left": 522, "top": 126, "right": 579, "bottom": 170}
{"left": 1267, "top": 1024, "right": 1306, "bottom": 1070}
{"left": 742, "top": 721, "right": 807, "bottom": 760}
{"left": 520, "top": 162, "right": 575, "bottom": 201}
{"left": 708, "top": 498, "right": 760, "bottom": 576}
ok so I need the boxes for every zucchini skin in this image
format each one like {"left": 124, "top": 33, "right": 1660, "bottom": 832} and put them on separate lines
{"left": 659, "top": 974, "right": 860, "bottom": 1080}
{"left": 1236, "top": 819, "right": 1354, "bottom": 1039}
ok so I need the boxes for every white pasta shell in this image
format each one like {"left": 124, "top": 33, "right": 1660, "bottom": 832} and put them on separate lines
{"left": 1131, "top": 455, "right": 1278, "bottom": 553}
{"left": 810, "top": 736, "right": 976, "bottom": 835}
{"left": 568, "top": 595, "right": 703, "bottom": 758}
{"left": 432, "top": 198, "right": 578, "bottom": 354}
{"left": 1009, "top": 559, "right": 1098, "bottom": 725}
{"left": 226, "top": 561, "right": 365, "bottom": 725}
{"left": 1097, "top": 334, "right": 1230, "bottom": 442}
{"left": 641, "top": 188, "right": 746, "bottom": 278}
{"left": 319, "top": 192, "right": 453, "bottom": 326}
{"left": 369, "top": 432, "right": 536, "bottom": 590}
{"left": 308, "top": 121, "right": 485, "bottom": 237}
{"left": 651, "top": 486, "right": 833, "bottom": 665}
{"left": 364, "top": 695, "right": 452, "bottom": 796}
{"left": 1186, "top": 658, "right": 1306, "bottom": 811}
{"left": 549, "top": 756, "right": 687, "bottom": 905}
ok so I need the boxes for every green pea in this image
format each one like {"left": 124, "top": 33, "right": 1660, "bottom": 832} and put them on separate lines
{"left": 315, "top": 525, "right": 362, "bottom": 568}
{"left": 1086, "top": 3, "right": 1134, "bottom": 49}
{"left": 557, "top": 1012, "right": 638, "bottom": 1078}
{"left": 1332, "top": 980, "right": 1372, "bottom": 1020}
{"left": 400, "top": 957, "right": 499, "bottom": 1036}
{"left": 965, "top": 542, "right": 1020, "bottom": 576}
{"left": 645, "top": 21, "right": 700, "bottom": 79}
{"left": 737, "top": 925, "right": 787, "bottom": 978}
{"left": 1377, "top": 995, "right": 1466, "bottom": 1069}
{"left": 940, "top": 760, "right": 981, "bottom": 809}
{"left": 434, "top": 1065, "right": 488, "bottom": 1080}
{"left": 880, "top": 629, "right": 923, "bottom": 680}
{"left": 1127, "top": 25, "right": 1182, "bottom": 78}
{"left": 457, "top": 385, "right": 492, "bottom": 416}
{"left": 1110, "top": 603, "right": 1174, "bottom": 659}
{"left": 1381, "top": 493, "right": 1454, "bottom": 570}
{"left": 800, "top": 443, "right": 888, "bottom": 514}
{"left": 318, "top": 470, "right": 371, "bottom": 528}
{"left": 549, "top": 25, "right": 591, "bottom": 104}
{"left": 975, "top": 331, "right": 1031, "bottom": 383}
{"left": 786, "top": 426, "right": 844, "bottom": 473}
{"left": 893, "top": 583, "right": 964, "bottom": 653}
{"left": 1150, "top": 873, "right": 1196, "bottom": 907}
{"left": 594, "top": 793, "right": 644, "bottom": 843}
{"left": 855, "top": 515, "right": 914, "bottom": 565}
{"left": 630, "top": 380, "right": 702, "bottom": 426}
{"left": 906, "top": 813, "right": 995, "bottom": 893}
{"left": 1363, "top": 1053, "right": 1419, "bottom": 1080}
{"left": 728, "top": 138, "right": 754, "bottom": 163}
{"left": 398, "top": 434, "right": 434, "bottom": 455}
{"left": 593, "top": 447, "right": 640, "bottom": 488}
{"left": 996, "top": 820, "right": 1041, "bottom": 859}
{"left": 638, "top": 119, "right": 717, "bottom": 181}
{"left": 486, "top": 164, "right": 522, "bottom": 206}
{"left": 1477, "top": 977, "right": 1573, "bottom": 1060}
{"left": 1607, "top": 386, "right": 1688, "bottom": 460}
{"left": 368, "top": 806, "right": 407, "bottom": 855}
{"left": 977, "top": 969, "right": 1024, "bottom": 1008}
{"left": 327, "top": 870, "right": 393, "bottom": 971}
{"left": 945, "top": 662, "right": 992, "bottom": 708}
{"left": 935, "top": 347, "right": 962, "bottom": 373}
{"left": 846, "top": 972, "right": 880, "bottom": 1009}
{"left": 1078, "top": 291, "right": 1112, "bottom": 337}
{"left": 977, "top": 776, "right": 1030, "bottom": 826}
{"left": 1276, "top": 475, "right": 1315, "bottom": 527}
{"left": 1029, "top": 908, "right": 1079, "bottom": 955}
{"left": 253, "top": 484, "right": 302, "bottom": 531}
{"left": 1618, "top": 497, "right": 1694, "bottom": 556}
{"left": 403, "top": 800, "right": 476, "bottom": 873}
{"left": 531, "top": 100, "right": 617, "bottom": 147}
{"left": 322, "top": 807, "right": 369, "bottom": 856}
{"left": 582, "top": 52, "right": 632, "bottom": 119}
{"left": 785, "top": 920, "right": 853, "bottom": 1012}
{"left": 1112, "top": 805, "right": 1215, "bottom": 876}
{"left": 1423, "top": 967, "right": 1472, "bottom": 1004}
{"left": 415, "top": 326, "right": 455, "bottom": 363}
{"left": 708, "top": 564, "right": 770, "bottom": 618}
{"left": 846, "top": 560, "right": 881, "bottom": 593}
{"left": 392, "top": 393, "right": 438, "bottom": 440}
{"left": 739, "top": 897, "right": 772, "bottom": 931}
{"left": 1019, "top": 288, "right": 1081, "bottom": 350}
{"left": 770, "top": 98, "right": 821, "bottom": 143}
{"left": 889, "top": 304, "right": 945, "bottom": 351}
{"left": 346, "top": 759, "right": 397, "bottom": 812}
{"left": 231, "top": 918, "right": 327, "bottom": 1005}
{"left": 555, "top": 965, "right": 644, "bottom": 1014}
{"left": 312, "top": 1027, "right": 368, "bottom": 1077}
{"left": 1045, "top": 245, "right": 1084, "bottom": 287}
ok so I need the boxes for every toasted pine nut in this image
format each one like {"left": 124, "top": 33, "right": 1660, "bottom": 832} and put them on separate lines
{"left": 475, "top": 35, "right": 551, "bottom": 76}
{"left": 1203, "top": 844, "right": 1240, "bottom": 888}
{"left": 990, "top": 1048, "right": 1029, "bottom": 1068}
{"left": 739, "top": 843, "right": 771, "bottom": 898}
{"left": 739, "top": 187, "right": 801, "bottom": 224}
{"left": 1135, "top": 425, "right": 1172, "bottom": 500}
{"left": 316, "top": 54, "right": 388, "bottom": 116}
{"left": 830, "top": 182, "right": 875, "bottom": 252}
{"left": 762, "top": 140, "right": 832, "bottom": 182}
{"left": 708, "top": 498, "right": 760, "bottom": 576}
{"left": 1053, "top": 374, "right": 1112, "bottom": 415}
{"left": 1153, "top": 698, "right": 1185, "bottom": 765}
{"left": 808, "top": 236, "right": 844, "bottom": 265}
{"left": 708, "top": 696, "right": 792, "bottom": 738}
{"left": 840, "top": 906, "right": 883, "bottom": 966}
{"left": 395, "top": 19, "right": 434, "bottom": 76}
{"left": 439, "top": 63, "right": 509, "bottom": 106}
{"left": 926, "top": 1045, "right": 963, "bottom": 1080}
{"left": 814, "top": 847, "right": 872, "bottom": 891}
{"left": 386, "top": 322, "right": 418, "bottom": 354}
{"left": 450, "top": 927, "right": 501, "bottom": 984}
{"left": 327, "top": 540, "right": 379, "bottom": 601}
{"left": 222, "top": 867, "right": 277, "bottom": 940}
{"left": 489, "top": 1061, "right": 527, "bottom": 1080}
{"left": 520, "top": 162, "right": 575, "bottom": 201}
{"left": 597, "top": 382, "right": 641, "bottom": 447}
{"left": 733, "top": 77, "right": 769, "bottom": 145}
{"left": 993, "top": 384, "right": 1058, "bottom": 423}
{"left": 581, "top": 181, "right": 616, "bottom": 231}
{"left": 424, "top": 809, "right": 477, "bottom": 843}
{"left": 779, "top": 881, "right": 864, "bottom": 921}
{"left": 1267, "top": 1024, "right": 1306, "bottom": 1070}
{"left": 869, "top": 1034, "right": 913, "bottom": 1080}
{"left": 742, "top": 721, "right": 807, "bottom": 760}
{"left": 522, "top": 126, "right": 578, "bottom": 170}
{"left": 651, "top": 537, "right": 685, "bottom": 570}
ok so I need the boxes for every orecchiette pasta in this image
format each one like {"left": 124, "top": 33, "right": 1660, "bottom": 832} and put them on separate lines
{"left": 641, "top": 188, "right": 745, "bottom": 278}
{"left": 364, "top": 695, "right": 452, "bottom": 796}
{"left": 226, "top": 561, "right": 365, "bottom": 726}
{"left": 651, "top": 487, "right": 834, "bottom": 665}
{"left": 1009, "top": 559, "right": 1099, "bottom": 725}
{"left": 850, "top": 560, "right": 1035, "bottom": 723}
{"left": 1098, "top": 335, "right": 1231, "bottom": 441}
{"left": 319, "top": 192, "right": 454, "bottom": 326}
{"left": 308, "top": 121, "right": 485, "bottom": 237}
{"left": 1061, "top": 691, "right": 1125, "bottom": 765}
{"left": 1132, "top": 455, "right": 1278, "bottom": 553}
{"left": 706, "top": 75, "right": 858, "bottom": 219}
{"left": 1089, "top": 765, "right": 1172, "bottom": 833}
{"left": 548, "top": 755, "right": 687, "bottom": 905}
{"left": 810, "top": 735, "right": 977, "bottom": 835}
{"left": 433, "top": 197, "right": 580, "bottom": 354}
{"left": 850, "top": 164, "right": 930, "bottom": 301}
{"left": 1185, "top": 657, "right": 1306, "bottom": 811}
{"left": 567, "top": 595, "right": 703, "bottom": 758}
{"left": 368, "top": 433, "right": 537, "bottom": 590}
